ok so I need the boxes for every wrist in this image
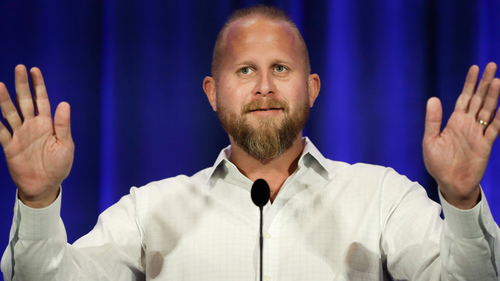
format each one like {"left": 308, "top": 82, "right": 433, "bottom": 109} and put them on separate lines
{"left": 18, "top": 187, "right": 60, "bottom": 208}
{"left": 439, "top": 185, "right": 481, "bottom": 210}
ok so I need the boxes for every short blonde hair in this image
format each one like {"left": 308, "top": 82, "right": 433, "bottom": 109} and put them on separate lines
{"left": 211, "top": 5, "right": 311, "bottom": 78}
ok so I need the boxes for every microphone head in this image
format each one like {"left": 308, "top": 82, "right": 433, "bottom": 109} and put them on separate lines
{"left": 251, "top": 179, "right": 270, "bottom": 207}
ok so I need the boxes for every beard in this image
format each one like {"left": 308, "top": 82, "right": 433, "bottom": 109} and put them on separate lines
{"left": 217, "top": 97, "right": 310, "bottom": 162}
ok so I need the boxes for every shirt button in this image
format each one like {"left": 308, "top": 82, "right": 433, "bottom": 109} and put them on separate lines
{"left": 486, "top": 216, "right": 489, "bottom": 224}
{"left": 264, "top": 275, "right": 271, "bottom": 281}
{"left": 265, "top": 233, "right": 272, "bottom": 239}
{"left": 225, "top": 162, "right": 231, "bottom": 169}
{"left": 482, "top": 208, "right": 486, "bottom": 215}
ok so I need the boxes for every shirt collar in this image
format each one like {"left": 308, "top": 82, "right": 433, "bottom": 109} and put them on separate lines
{"left": 298, "top": 137, "right": 330, "bottom": 180}
{"left": 204, "top": 137, "right": 331, "bottom": 189}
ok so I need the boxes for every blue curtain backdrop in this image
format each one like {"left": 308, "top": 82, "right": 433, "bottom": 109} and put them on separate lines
{"left": 0, "top": 0, "right": 499, "bottom": 247}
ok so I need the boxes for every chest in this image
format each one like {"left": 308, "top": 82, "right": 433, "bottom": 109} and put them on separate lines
{"left": 141, "top": 184, "right": 384, "bottom": 280}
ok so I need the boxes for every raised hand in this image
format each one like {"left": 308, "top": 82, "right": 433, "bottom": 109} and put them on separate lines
{"left": 423, "top": 62, "right": 500, "bottom": 209}
{"left": 0, "top": 65, "right": 74, "bottom": 208}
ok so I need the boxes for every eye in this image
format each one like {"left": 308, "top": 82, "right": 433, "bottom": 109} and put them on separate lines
{"left": 239, "top": 67, "right": 253, "bottom": 75}
{"left": 274, "top": 65, "right": 286, "bottom": 72}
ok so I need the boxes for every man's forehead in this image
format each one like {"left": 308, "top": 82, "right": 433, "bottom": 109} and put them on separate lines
{"left": 224, "top": 16, "right": 297, "bottom": 49}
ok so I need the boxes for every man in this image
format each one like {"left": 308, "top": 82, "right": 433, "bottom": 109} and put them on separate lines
{"left": 1, "top": 5, "right": 500, "bottom": 280}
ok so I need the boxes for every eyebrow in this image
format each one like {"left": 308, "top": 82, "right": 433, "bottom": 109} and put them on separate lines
{"left": 272, "top": 59, "right": 292, "bottom": 65}
{"left": 234, "top": 59, "right": 293, "bottom": 66}
{"left": 235, "top": 60, "right": 255, "bottom": 66}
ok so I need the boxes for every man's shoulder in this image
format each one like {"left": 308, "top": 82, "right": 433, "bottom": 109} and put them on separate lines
{"left": 131, "top": 167, "right": 213, "bottom": 197}
{"left": 321, "top": 159, "right": 421, "bottom": 204}
{"left": 321, "top": 158, "right": 416, "bottom": 189}
{"left": 122, "top": 167, "right": 214, "bottom": 225}
{"left": 322, "top": 158, "right": 392, "bottom": 176}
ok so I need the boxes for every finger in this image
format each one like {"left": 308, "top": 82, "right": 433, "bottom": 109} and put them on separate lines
{"left": 30, "top": 67, "right": 51, "bottom": 117}
{"left": 54, "top": 102, "right": 72, "bottom": 142}
{"left": 477, "top": 78, "right": 500, "bottom": 128}
{"left": 485, "top": 80, "right": 500, "bottom": 144}
{"left": 455, "top": 65, "right": 479, "bottom": 113}
{"left": 0, "top": 120, "right": 12, "bottom": 148}
{"left": 14, "top": 65, "right": 35, "bottom": 120}
{"left": 424, "top": 97, "right": 443, "bottom": 141}
{"left": 485, "top": 106, "right": 500, "bottom": 144}
{"left": 469, "top": 62, "right": 497, "bottom": 116}
{"left": 0, "top": 82, "right": 22, "bottom": 131}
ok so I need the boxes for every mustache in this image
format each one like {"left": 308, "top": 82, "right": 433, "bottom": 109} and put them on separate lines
{"left": 242, "top": 98, "right": 290, "bottom": 113}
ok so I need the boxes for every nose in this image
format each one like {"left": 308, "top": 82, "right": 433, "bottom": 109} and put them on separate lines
{"left": 254, "top": 70, "right": 276, "bottom": 96}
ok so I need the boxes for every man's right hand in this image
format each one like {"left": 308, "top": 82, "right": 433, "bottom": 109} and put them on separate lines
{"left": 0, "top": 65, "right": 74, "bottom": 208}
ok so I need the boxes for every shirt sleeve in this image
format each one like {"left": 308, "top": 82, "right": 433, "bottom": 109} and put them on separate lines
{"left": 1, "top": 188, "right": 145, "bottom": 281}
{"left": 381, "top": 169, "right": 499, "bottom": 280}
{"left": 438, "top": 187, "right": 500, "bottom": 280}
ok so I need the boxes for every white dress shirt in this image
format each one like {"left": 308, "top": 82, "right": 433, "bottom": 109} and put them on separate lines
{"left": 1, "top": 138, "right": 499, "bottom": 280}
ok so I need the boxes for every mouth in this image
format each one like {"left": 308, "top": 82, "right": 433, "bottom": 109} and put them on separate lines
{"left": 250, "top": 108, "right": 282, "bottom": 112}
{"left": 243, "top": 99, "right": 288, "bottom": 115}
{"left": 247, "top": 107, "right": 283, "bottom": 117}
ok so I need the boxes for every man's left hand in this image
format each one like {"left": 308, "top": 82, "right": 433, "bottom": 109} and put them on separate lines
{"left": 423, "top": 62, "right": 500, "bottom": 209}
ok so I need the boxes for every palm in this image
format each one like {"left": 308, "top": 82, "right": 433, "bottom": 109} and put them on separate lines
{"left": 423, "top": 63, "right": 500, "bottom": 208}
{"left": 0, "top": 66, "right": 74, "bottom": 207}
{"left": 5, "top": 114, "right": 73, "bottom": 195}
{"left": 425, "top": 110, "right": 490, "bottom": 191}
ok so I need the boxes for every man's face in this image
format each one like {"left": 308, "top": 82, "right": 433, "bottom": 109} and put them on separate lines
{"left": 206, "top": 17, "right": 318, "bottom": 161}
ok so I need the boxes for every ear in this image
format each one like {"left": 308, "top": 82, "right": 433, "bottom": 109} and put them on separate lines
{"left": 203, "top": 76, "right": 217, "bottom": 111}
{"left": 308, "top": 73, "right": 320, "bottom": 107}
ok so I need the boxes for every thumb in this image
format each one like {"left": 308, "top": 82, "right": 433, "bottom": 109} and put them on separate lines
{"left": 54, "top": 102, "right": 72, "bottom": 142}
{"left": 424, "top": 97, "right": 442, "bottom": 142}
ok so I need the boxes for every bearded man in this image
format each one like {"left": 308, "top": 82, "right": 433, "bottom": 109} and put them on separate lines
{"left": 1, "top": 5, "right": 500, "bottom": 281}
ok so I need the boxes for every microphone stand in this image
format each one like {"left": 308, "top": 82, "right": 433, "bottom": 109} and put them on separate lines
{"left": 259, "top": 205, "right": 264, "bottom": 281}
{"left": 251, "top": 179, "right": 270, "bottom": 281}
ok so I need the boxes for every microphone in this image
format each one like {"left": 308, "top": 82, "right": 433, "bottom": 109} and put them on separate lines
{"left": 251, "top": 179, "right": 270, "bottom": 207}
{"left": 251, "top": 179, "right": 270, "bottom": 281}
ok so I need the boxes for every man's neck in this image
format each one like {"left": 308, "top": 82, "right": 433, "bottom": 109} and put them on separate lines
{"left": 229, "top": 135, "right": 304, "bottom": 203}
